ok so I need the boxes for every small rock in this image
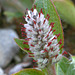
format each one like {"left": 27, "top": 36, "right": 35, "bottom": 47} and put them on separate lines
{"left": 0, "top": 68, "right": 7, "bottom": 75}
{"left": 8, "top": 62, "right": 32, "bottom": 75}
{"left": 0, "top": 29, "right": 19, "bottom": 68}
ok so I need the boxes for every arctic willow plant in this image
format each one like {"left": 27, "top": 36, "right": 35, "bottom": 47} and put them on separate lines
{"left": 21, "top": 5, "right": 67, "bottom": 69}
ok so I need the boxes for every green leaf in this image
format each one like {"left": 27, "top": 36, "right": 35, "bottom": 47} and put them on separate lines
{"left": 4, "top": 11, "right": 16, "bottom": 21}
{"left": 13, "top": 69, "right": 45, "bottom": 75}
{"left": 56, "top": 56, "right": 75, "bottom": 75}
{"left": 53, "top": 0, "right": 75, "bottom": 27}
{"left": 4, "top": 11, "right": 16, "bottom": 17}
{"left": 14, "top": 38, "right": 32, "bottom": 53}
{"left": 71, "top": 55, "right": 75, "bottom": 69}
{"left": 71, "top": 55, "right": 75, "bottom": 63}
{"left": 34, "top": 0, "right": 64, "bottom": 52}
{"left": 4, "top": 11, "right": 23, "bottom": 19}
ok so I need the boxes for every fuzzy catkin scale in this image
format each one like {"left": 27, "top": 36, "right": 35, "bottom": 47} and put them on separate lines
{"left": 22, "top": 7, "right": 67, "bottom": 68}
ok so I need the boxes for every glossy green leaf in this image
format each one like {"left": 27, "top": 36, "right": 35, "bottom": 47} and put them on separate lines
{"left": 56, "top": 56, "right": 75, "bottom": 75}
{"left": 71, "top": 55, "right": 75, "bottom": 69}
{"left": 53, "top": 0, "right": 75, "bottom": 27}
{"left": 13, "top": 69, "right": 45, "bottom": 75}
{"left": 14, "top": 38, "right": 32, "bottom": 53}
{"left": 71, "top": 55, "right": 75, "bottom": 63}
{"left": 34, "top": 0, "right": 64, "bottom": 52}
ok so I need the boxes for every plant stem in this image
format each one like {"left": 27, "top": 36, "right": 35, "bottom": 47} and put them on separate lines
{"left": 42, "top": 62, "right": 56, "bottom": 75}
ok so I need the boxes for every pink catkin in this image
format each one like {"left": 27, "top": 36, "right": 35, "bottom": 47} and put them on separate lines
{"left": 21, "top": 5, "right": 67, "bottom": 68}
